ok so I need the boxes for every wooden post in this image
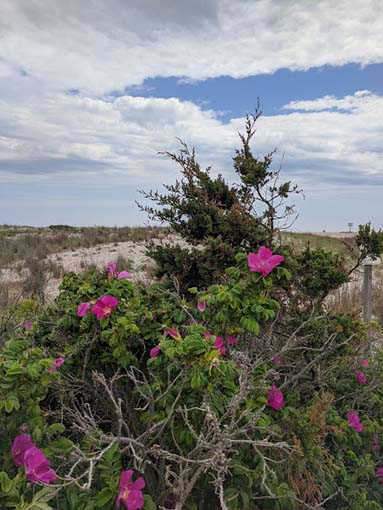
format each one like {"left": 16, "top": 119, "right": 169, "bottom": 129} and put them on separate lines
{"left": 363, "top": 264, "right": 372, "bottom": 322}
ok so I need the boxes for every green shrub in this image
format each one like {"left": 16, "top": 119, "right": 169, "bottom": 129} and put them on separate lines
{"left": 1, "top": 252, "right": 383, "bottom": 509}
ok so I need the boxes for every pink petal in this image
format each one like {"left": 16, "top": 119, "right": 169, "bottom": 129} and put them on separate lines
{"left": 247, "top": 252, "right": 259, "bottom": 272}
{"left": 107, "top": 262, "right": 117, "bottom": 276}
{"left": 360, "top": 359, "right": 369, "bottom": 367}
{"left": 24, "top": 446, "right": 56, "bottom": 484}
{"left": 167, "top": 327, "right": 179, "bottom": 339}
{"left": 119, "top": 470, "right": 133, "bottom": 489}
{"left": 101, "top": 295, "right": 118, "bottom": 309}
{"left": 77, "top": 302, "right": 90, "bottom": 317}
{"left": 150, "top": 346, "right": 160, "bottom": 358}
{"left": 268, "top": 254, "right": 285, "bottom": 267}
{"left": 258, "top": 246, "right": 273, "bottom": 261}
{"left": 50, "top": 357, "right": 65, "bottom": 373}
{"left": 197, "top": 301, "right": 206, "bottom": 312}
{"left": 117, "top": 271, "right": 133, "bottom": 280}
{"left": 131, "top": 477, "right": 145, "bottom": 490}
{"left": 126, "top": 489, "right": 144, "bottom": 510}
{"left": 227, "top": 335, "right": 238, "bottom": 345}
{"left": 215, "top": 336, "right": 224, "bottom": 349}
{"left": 12, "top": 434, "right": 34, "bottom": 467}
{"left": 355, "top": 370, "right": 367, "bottom": 384}
{"left": 24, "top": 321, "right": 32, "bottom": 329}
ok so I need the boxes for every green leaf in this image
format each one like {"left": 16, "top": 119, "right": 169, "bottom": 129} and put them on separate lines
{"left": 4, "top": 399, "right": 14, "bottom": 413}
{"left": 0, "top": 471, "right": 12, "bottom": 493}
{"left": 46, "top": 423, "right": 65, "bottom": 436}
{"left": 143, "top": 494, "right": 156, "bottom": 510}
{"left": 95, "top": 487, "right": 114, "bottom": 507}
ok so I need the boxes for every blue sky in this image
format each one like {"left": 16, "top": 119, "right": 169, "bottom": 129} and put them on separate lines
{"left": 0, "top": 0, "right": 382, "bottom": 231}
{"left": 125, "top": 63, "right": 383, "bottom": 120}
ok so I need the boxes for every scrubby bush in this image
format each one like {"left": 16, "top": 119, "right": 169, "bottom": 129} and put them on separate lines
{"left": 1, "top": 248, "right": 383, "bottom": 509}
{"left": 138, "top": 110, "right": 301, "bottom": 294}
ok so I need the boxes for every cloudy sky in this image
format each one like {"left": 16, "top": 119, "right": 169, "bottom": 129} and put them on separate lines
{"left": 0, "top": 0, "right": 382, "bottom": 231}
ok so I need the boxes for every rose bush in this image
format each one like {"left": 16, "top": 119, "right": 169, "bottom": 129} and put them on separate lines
{"left": 0, "top": 251, "right": 382, "bottom": 509}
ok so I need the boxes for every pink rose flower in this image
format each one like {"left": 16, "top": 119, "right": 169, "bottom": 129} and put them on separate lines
{"left": 108, "top": 262, "right": 133, "bottom": 280}
{"left": 197, "top": 300, "right": 206, "bottom": 312}
{"left": 50, "top": 357, "right": 65, "bottom": 373}
{"left": 116, "top": 470, "right": 145, "bottom": 510}
{"left": 355, "top": 370, "right": 367, "bottom": 384}
{"left": 77, "top": 302, "right": 91, "bottom": 317}
{"left": 227, "top": 335, "right": 238, "bottom": 345}
{"left": 12, "top": 434, "right": 34, "bottom": 467}
{"left": 267, "top": 385, "right": 285, "bottom": 411}
{"left": 150, "top": 346, "right": 160, "bottom": 358}
{"left": 215, "top": 336, "right": 226, "bottom": 355}
{"left": 348, "top": 411, "right": 363, "bottom": 432}
{"left": 23, "top": 446, "right": 56, "bottom": 484}
{"left": 247, "top": 246, "right": 284, "bottom": 277}
{"left": 91, "top": 295, "right": 118, "bottom": 320}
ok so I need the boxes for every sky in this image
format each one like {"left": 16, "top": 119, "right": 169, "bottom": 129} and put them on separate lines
{"left": 0, "top": 0, "right": 382, "bottom": 231}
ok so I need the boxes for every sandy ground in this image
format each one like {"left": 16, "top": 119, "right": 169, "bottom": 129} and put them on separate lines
{"left": 44, "top": 234, "right": 193, "bottom": 302}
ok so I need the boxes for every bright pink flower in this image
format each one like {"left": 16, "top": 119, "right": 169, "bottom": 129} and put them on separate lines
{"left": 150, "top": 346, "right": 160, "bottom": 358}
{"left": 91, "top": 295, "right": 118, "bottom": 320}
{"left": 360, "top": 359, "right": 369, "bottom": 367}
{"left": 355, "top": 370, "right": 367, "bottom": 384}
{"left": 376, "top": 467, "right": 383, "bottom": 481}
{"left": 227, "top": 335, "right": 238, "bottom": 345}
{"left": 108, "top": 261, "right": 118, "bottom": 276}
{"left": 12, "top": 434, "right": 35, "bottom": 467}
{"left": 24, "top": 321, "right": 32, "bottom": 329}
{"left": 215, "top": 336, "right": 226, "bottom": 355}
{"left": 348, "top": 412, "right": 363, "bottom": 432}
{"left": 167, "top": 327, "right": 180, "bottom": 339}
{"left": 117, "top": 271, "right": 133, "bottom": 280}
{"left": 197, "top": 301, "right": 206, "bottom": 312}
{"left": 50, "top": 357, "right": 64, "bottom": 373}
{"left": 247, "top": 246, "right": 284, "bottom": 278}
{"left": 272, "top": 356, "right": 282, "bottom": 364}
{"left": 23, "top": 446, "right": 56, "bottom": 484}
{"left": 267, "top": 385, "right": 285, "bottom": 411}
{"left": 108, "top": 262, "right": 133, "bottom": 280}
{"left": 204, "top": 331, "right": 211, "bottom": 340}
{"left": 116, "top": 470, "right": 145, "bottom": 510}
{"left": 77, "top": 302, "right": 90, "bottom": 317}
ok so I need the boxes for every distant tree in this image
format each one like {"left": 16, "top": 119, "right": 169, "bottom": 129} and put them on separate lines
{"left": 348, "top": 222, "right": 383, "bottom": 275}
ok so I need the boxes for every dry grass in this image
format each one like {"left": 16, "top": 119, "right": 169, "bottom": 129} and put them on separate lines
{"left": 0, "top": 225, "right": 169, "bottom": 306}
{"left": 328, "top": 266, "right": 383, "bottom": 326}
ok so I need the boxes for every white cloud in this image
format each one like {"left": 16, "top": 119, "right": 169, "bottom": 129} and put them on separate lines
{"left": 0, "top": 90, "right": 381, "bottom": 196}
{"left": 0, "top": 0, "right": 382, "bottom": 95}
